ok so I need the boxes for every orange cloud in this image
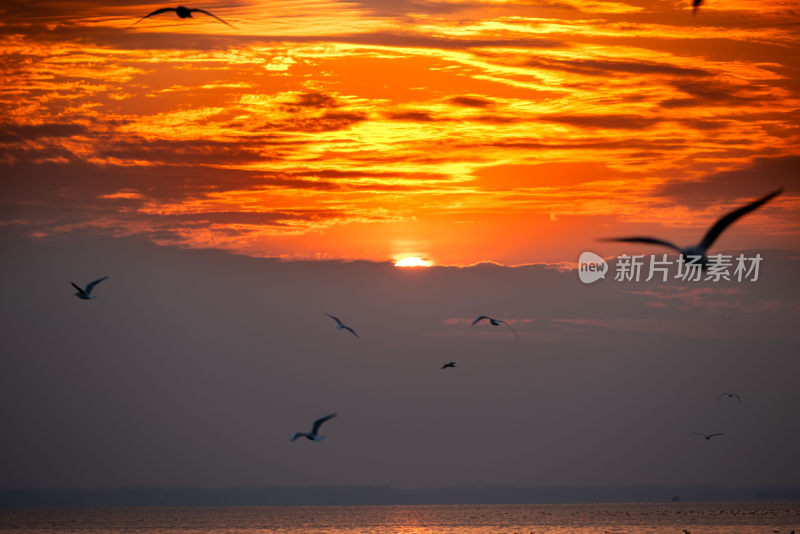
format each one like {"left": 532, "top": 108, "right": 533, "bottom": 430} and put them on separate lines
{"left": 1, "top": 0, "right": 798, "bottom": 264}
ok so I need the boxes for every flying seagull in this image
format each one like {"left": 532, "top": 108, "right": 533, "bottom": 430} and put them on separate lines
{"left": 717, "top": 392, "right": 742, "bottom": 404}
{"left": 291, "top": 413, "right": 337, "bottom": 442}
{"left": 326, "top": 314, "right": 359, "bottom": 338}
{"left": 471, "top": 315, "right": 518, "bottom": 338}
{"left": 693, "top": 432, "right": 724, "bottom": 440}
{"left": 600, "top": 189, "right": 782, "bottom": 266}
{"left": 692, "top": 0, "right": 703, "bottom": 15}
{"left": 71, "top": 276, "right": 108, "bottom": 300}
{"left": 134, "top": 6, "right": 234, "bottom": 27}
{"left": 441, "top": 362, "right": 456, "bottom": 369}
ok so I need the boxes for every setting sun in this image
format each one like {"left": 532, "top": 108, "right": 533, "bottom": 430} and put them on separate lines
{"left": 394, "top": 257, "right": 432, "bottom": 267}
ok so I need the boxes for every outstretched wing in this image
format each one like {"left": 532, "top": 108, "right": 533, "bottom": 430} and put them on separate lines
{"left": 343, "top": 326, "right": 359, "bottom": 338}
{"left": 599, "top": 237, "right": 682, "bottom": 253}
{"left": 190, "top": 8, "right": 235, "bottom": 27}
{"left": 71, "top": 282, "right": 83, "bottom": 293}
{"left": 85, "top": 276, "right": 108, "bottom": 294}
{"left": 326, "top": 313, "right": 344, "bottom": 327}
{"left": 708, "top": 432, "right": 725, "bottom": 439}
{"left": 699, "top": 189, "right": 782, "bottom": 252}
{"left": 290, "top": 432, "right": 307, "bottom": 442}
{"left": 471, "top": 315, "right": 490, "bottom": 326}
{"left": 311, "top": 413, "right": 337, "bottom": 434}
{"left": 133, "top": 7, "right": 177, "bottom": 25}
{"left": 718, "top": 392, "right": 742, "bottom": 404}
{"left": 499, "top": 320, "right": 519, "bottom": 338}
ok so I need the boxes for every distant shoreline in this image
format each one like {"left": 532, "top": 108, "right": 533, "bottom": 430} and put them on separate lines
{"left": 2, "top": 485, "right": 799, "bottom": 509}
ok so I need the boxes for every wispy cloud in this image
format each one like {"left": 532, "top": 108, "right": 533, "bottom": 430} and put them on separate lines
{"left": 1, "top": 0, "right": 798, "bottom": 264}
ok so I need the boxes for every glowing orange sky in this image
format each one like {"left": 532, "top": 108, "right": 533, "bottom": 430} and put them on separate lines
{"left": 1, "top": 0, "right": 798, "bottom": 265}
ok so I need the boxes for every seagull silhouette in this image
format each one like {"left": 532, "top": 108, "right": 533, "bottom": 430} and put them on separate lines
{"left": 692, "top": 0, "right": 703, "bottom": 15}
{"left": 326, "top": 314, "right": 359, "bottom": 338}
{"left": 71, "top": 276, "right": 108, "bottom": 300}
{"left": 291, "top": 413, "right": 337, "bottom": 442}
{"left": 471, "top": 315, "right": 518, "bottom": 338}
{"left": 134, "top": 6, "right": 234, "bottom": 27}
{"left": 717, "top": 392, "right": 742, "bottom": 405}
{"left": 601, "top": 189, "right": 782, "bottom": 266}
{"left": 441, "top": 362, "right": 456, "bottom": 369}
{"left": 693, "top": 432, "right": 724, "bottom": 440}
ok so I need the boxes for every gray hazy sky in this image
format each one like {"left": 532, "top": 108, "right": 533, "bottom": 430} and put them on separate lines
{"left": 1, "top": 230, "right": 799, "bottom": 490}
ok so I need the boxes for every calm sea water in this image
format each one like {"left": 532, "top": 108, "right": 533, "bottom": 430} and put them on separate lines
{"left": 1, "top": 502, "right": 799, "bottom": 533}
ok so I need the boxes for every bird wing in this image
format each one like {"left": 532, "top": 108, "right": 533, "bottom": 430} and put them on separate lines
{"left": 190, "top": 8, "right": 234, "bottom": 27}
{"left": 133, "top": 7, "right": 177, "bottom": 25}
{"left": 290, "top": 433, "right": 306, "bottom": 442}
{"left": 732, "top": 394, "right": 742, "bottom": 404}
{"left": 85, "top": 276, "right": 108, "bottom": 294}
{"left": 311, "top": 413, "right": 337, "bottom": 434}
{"left": 499, "top": 320, "right": 519, "bottom": 338}
{"left": 709, "top": 432, "right": 724, "bottom": 438}
{"left": 326, "top": 314, "right": 344, "bottom": 327}
{"left": 717, "top": 392, "right": 729, "bottom": 400}
{"left": 692, "top": 432, "right": 706, "bottom": 437}
{"left": 698, "top": 189, "right": 782, "bottom": 252}
{"left": 343, "top": 326, "right": 359, "bottom": 338}
{"left": 599, "top": 237, "right": 682, "bottom": 252}
{"left": 472, "top": 315, "right": 490, "bottom": 326}
{"left": 71, "top": 282, "right": 83, "bottom": 292}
